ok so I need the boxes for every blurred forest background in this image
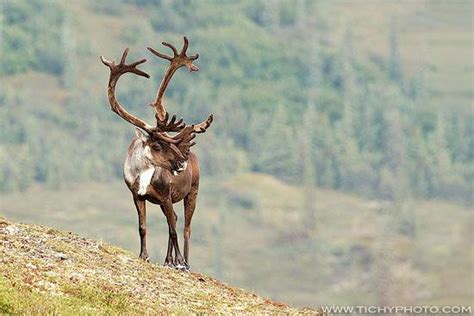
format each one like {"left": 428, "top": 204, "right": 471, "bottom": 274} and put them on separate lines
{"left": 0, "top": 0, "right": 472, "bottom": 308}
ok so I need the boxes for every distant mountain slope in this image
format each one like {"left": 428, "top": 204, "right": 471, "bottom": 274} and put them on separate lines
{"left": 325, "top": 0, "right": 473, "bottom": 112}
{"left": 0, "top": 218, "right": 317, "bottom": 314}
{"left": 1, "top": 0, "right": 472, "bottom": 202}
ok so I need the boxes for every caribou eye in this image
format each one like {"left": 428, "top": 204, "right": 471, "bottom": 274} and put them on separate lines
{"left": 152, "top": 143, "right": 162, "bottom": 151}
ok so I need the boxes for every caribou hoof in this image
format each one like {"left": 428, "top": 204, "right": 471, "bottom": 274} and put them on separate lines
{"left": 139, "top": 253, "right": 149, "bottom": 262}
{"left": 175, "top": 263, "right": 189, "bottom": 272}
{"left": 164, "top": 259, "right": 174, "bottom": 268}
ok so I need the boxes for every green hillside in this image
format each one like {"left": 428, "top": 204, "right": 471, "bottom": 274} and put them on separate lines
{"left": 1, "top": 0, "right": 472, "bottom": 202}
{"left": 323, "top": 1, "right": 473, "bottom": 113}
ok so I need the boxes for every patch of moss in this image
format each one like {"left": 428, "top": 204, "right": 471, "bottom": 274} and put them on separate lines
{"left": 61, "top": 282, "right": 137, "bottom": 314}
{"left": 0, "top": 279, "right": 14, "bottom": 314}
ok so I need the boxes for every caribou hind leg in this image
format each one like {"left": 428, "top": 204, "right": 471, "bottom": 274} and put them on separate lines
{"left": 133, "top": 196, "right": 149, "bottom": 261}
{"left": 162, "top": 209, "right": 178, "bottom": 268}
{"left": 161, "top": 203, "right": 186, "bottom": 270}
{"left": 183, "top": 182, "right": 199, "bottom": 270}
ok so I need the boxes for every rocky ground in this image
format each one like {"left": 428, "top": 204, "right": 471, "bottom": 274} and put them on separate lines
{"left": 0, "top": 217, "right": 318, "bottom": 314}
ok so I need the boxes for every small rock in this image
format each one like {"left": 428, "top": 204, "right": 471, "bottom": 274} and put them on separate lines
{"left": 55, "top": 252, "right": 68, "bottom": 260}
{"left": 35, "top": 280, "right": 61, "bottom": 295}
{"left": 3, "top": 225, "right": 20, "bottom": 235}
{"left": 26, "top": 263, "right": 37, "bottom": 270}
{"left": 118, "top": 254, "right": 131, "bottom": 263}
{"left": 68, "top": 271, "right": 85, "bottom": 282}
{"left": 46, "top": 271, "right": 59, "bottom": 278}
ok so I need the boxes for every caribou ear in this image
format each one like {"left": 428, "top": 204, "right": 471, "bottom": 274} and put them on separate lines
{"left": 135, "top": 128, "right": 149, "bottom": 142}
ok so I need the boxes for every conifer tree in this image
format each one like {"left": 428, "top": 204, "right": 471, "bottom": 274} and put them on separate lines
{"left": 388, "top": 16, "right": 403, "bottom": 86}
{"left": 60, "top": 13, "right": 76, "bottom": 89}
{"left": 261, "top": 0, "right": 280, "bottom": 31}
{"left": 250, "top": 106, "right": 296, "bottom": 179}
{"left": 340, "top": 29, "right": 357, "bottom": 139}
{"left": 300, "top": 104, "right": 317, "bottom": 230}
{"left": 294, "top": 0, "right": 307, "bottom": 30}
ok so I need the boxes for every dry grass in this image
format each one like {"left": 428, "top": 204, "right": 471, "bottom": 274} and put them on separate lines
{"left": 0, "top": 217, "right": 318, "bottom": 314}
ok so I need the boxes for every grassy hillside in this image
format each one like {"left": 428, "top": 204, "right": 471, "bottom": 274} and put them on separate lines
{"left": 0, "top": 218, "right": 315, "bottom": 314}
{"left": 1, "top": 173, "right": 472, "bottom": 308}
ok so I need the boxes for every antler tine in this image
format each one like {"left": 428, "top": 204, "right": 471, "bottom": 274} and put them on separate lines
{"left": 181, "top": 36, "right": 189, "bottom": 55}
{"left": 153, "top": 131, "right": 181, "bottom": 144}
{"left": 101, "top": 49, "right": 150, "bottom": 79}
{"left": 129, "top": 58, "right": 147, "bottom": 67}
{"left": 193, "top": 114, "right": 214, "bottom": 133}
{"left": 162, "top": 41, "right": 179, "bottom": 56}
{"left": 154, "top": 112, "right": 213, "bottom": 159}
{"left": 100, "top": 56, "right": 113, "bottom": 67}
{"left": 182, "top": 37, "right": 199, "bottom": 60}
{"left": 189, "top": 52, "right": 199, "bottom": 61}
{"left": 149, "top": 123, "right": 191, "bottom": 145}
{"left": 172, "top": 125, "right": 198, "bottom": 158}
{"left": 168, "top": 114, "right": 185, "bottom": 129}
{"left": 147, "top": 46, "right": 173, "bottom": 61}
{"left": 120, "top": 48, "right": 129, "bottom": 65}
{"left": 155, "top": 111, "right": 186, "bottom": 132}
{"left": 167, "top": 113, "right": 212, "bottom": 158}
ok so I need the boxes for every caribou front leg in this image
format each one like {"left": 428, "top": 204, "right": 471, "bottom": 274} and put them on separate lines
{"left": 133, "top": 196, "right": 149, "bottom": 261}
{"left": 161, "top": 202, "right": 186, "bottom": 270}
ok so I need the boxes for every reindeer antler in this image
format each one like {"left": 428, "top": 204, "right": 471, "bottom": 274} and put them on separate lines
{"left": 155, "top": 112, "right": 186, "bottom": 132}
{"left": 101, "top": 49, "right": 154, "bottom": 132}
{"left": 101, "top": 41, "right": 213, "bottom": 160}
{"left": 193, "top": 114, "right": 213, "bottom": 134}
{"left": 101, "top": 49, "right": 181, "bottom": 143}
{"left": 147, "top": 37, "right": 213, "bottom": 136}
{"left": 173, "top": 125, "right": 197, "bottom": 158}
{"left": 147, "top": 36, "right": 199, "bottom": 121}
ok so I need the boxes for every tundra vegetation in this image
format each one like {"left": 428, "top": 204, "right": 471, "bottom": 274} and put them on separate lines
{"left": 0, "top": 0, "right": 472, "bottom": 309}
{"left": 0, "top": 218, "right": 311, "bottom": 314}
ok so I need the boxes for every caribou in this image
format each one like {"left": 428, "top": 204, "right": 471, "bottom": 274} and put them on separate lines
{"left": 101, "top": 37, "right": 213, "bottom": 270}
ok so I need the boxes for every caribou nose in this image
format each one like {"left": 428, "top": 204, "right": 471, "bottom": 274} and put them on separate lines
{"left": 172, "top": 161, "right": 187, "bottom": 176}
{"left": 177, "top": 161, "right": 188, "bottom": 172}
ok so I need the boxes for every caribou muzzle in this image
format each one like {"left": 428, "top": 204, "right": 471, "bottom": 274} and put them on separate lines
{"left": 172, "top": 161, "right": 188, "bottom": 176}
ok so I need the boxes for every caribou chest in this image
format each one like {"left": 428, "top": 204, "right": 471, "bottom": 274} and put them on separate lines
{"left": 124, "top": 139, "right": 161, "bottom": 195}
